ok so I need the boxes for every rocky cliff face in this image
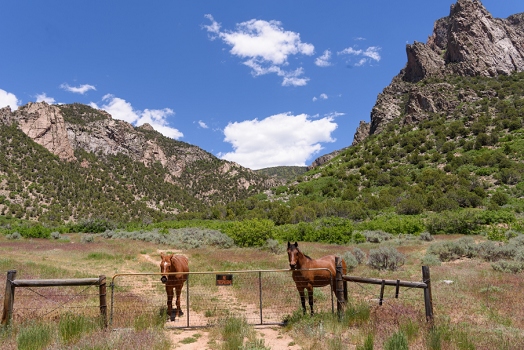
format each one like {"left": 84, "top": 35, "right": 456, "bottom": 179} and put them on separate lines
{"left": 354, "top": 0, "right": 524, "bottom": 144}
{"left": 0, "top": 103, "right": 76, "bottom": 161}
{"left": 0, "top": 102, "right": 277, "bottom": 205}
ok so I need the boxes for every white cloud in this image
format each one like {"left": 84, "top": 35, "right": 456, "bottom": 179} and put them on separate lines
{"left": 312, "top": 93, "right": 328, "bottom": 102}
{"left": 204, "top": 15, "right": 314, "bottom": 86}
{"left": 338, "top": 46, "right": 381, "bottom": 66}
{"left": 315, "top": 50, "right": 332, "bottom": 67}
{"left": 35, "top": 93, "right": 56, "bottom": 104}
{"left": 198, "top": 120, "right": 208, "bottom": 129}
{"left": 0, "top": 89, "right": 20, "bottom": 111}
{"left": 60, "top": 83, "right": 96, "bottom": 94}
{"left": 218, "top": 112, "right": 337, "bottom": 170}
{"left": 90, "top": 94, "right": 183, "bottom": 139}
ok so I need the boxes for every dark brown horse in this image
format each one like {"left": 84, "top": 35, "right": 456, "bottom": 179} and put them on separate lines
{"left": 287, "top": 241, "right": 347, "bottom": 315}
{"left": 160, "top": 252, "right": 189, "bottom": 321}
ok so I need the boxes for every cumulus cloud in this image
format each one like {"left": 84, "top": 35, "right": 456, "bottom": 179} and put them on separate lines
{"left": 315, "top": 50, "right": 332, "bottom": 67}
{"left": 313, "top": 93, "right": 328, "bottom": 102}
{"left": 0, "top": 89, "right": 20, "bottom": 111}
{"left": 204, "top": 14, "right": 314, "bottom": 87}
{"left": 35, "top": 93, "right": 56, "bottom": 104}
{"left": 60, "top": 83, "right": 96, "bottom": 94}
{"left": 338, "top": 46, "right": 381, "bottom": 66}
{"left": 90, "top": 94, "right": 183, "bottom": 139}
{"left": 218, "top": 112, "right": 337, "bottom": 170}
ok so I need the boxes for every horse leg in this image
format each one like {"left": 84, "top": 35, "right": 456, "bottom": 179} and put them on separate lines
{"left": 166, "top": 285, "right": 174, "bottom": 321}
{"left": 298, "top": 288, "right": 307, "bottom": 315}
{"left": 175, "top": 284, "right": 183, "bottom": 318}
{"left": 307, "top": 287, "right": 314, "bottom": 315}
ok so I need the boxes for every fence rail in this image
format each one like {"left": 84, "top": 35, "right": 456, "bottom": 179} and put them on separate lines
{"left": 335, "top": 264, "right": 433, "bottom": 322}
{"left": 1, "top": 270, "right": 107, "bottom": 327}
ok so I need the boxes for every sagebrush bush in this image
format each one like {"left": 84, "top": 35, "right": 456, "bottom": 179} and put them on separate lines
{"left": 368, "top": 246, "right": 405, "bottom": 270}
{"left": 421, "top": 254, "right": 442, "bottom": 266}
{"left": 491, "top": 260, "right": 524, "bottom": 273}
{"left": 6, "top": 231, "right": 21, "bottom": 240}
{"left": 262, "top": 238, "right": 285, "bottom": 254}
{"left": 426, "top": 237, "right": 478, "bottom": 261}
{"left": 341, "top": 251, "right": 358, "bottom": 270}
{"left": 419, "top": 231, "right": 433, "bottom": 241}
{"left": 353, "top": 247, "right": 366, "bottom": 264}
{"left": 81, "top": 234, "right": 94, "bottom": 243}
{"left": 363, "top": 230, "right": 393, "bottom": 243}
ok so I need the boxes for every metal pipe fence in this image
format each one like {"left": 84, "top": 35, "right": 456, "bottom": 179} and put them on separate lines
{"left": 110, "top": 269, "right": 334, "bottom": 328}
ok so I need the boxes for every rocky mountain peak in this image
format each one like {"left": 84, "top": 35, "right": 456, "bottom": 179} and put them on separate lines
{"left": 356, "top": 0, "right": 524, "bottom": 144}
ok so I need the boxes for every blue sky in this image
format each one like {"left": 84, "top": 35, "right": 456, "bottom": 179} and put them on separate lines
{"left": 1, "top": 1, "right": 522, "bottom": 169}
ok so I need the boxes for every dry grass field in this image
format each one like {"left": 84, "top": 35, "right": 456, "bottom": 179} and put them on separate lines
{"left": 1, "top": 232, "right": 524, "bottom": 349}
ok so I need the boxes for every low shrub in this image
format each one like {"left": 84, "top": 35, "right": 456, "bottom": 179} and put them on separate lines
{"left": 341, "top": 251, "right": 358, "bottom": 271}
{"left": 262, "top": 238, "right": 285, "bottom": 254}
{"left": 6, "top": 232, "right": 21, "bottom": 240}
{"left": 420, "top": 231, "right": 433, "bottom": 241}
{"left": 363, "top": 230, "right": 393, "bottom": 243}
{"left": 491, "top": 260, "right": 524, "bottom": 273}
{"left": 353, "top": 247, "right": 366, "bottom": 264}
{"left": 421, "top": 254, "right": 442, "bottom": 266}
{"left": 368, "top": 246, "right": 405, "bottom": 270}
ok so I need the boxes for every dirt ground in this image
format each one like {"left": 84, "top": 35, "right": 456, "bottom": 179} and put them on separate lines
{"left": 142, "top": 251, "right": 301, "bottom": 349}
{"left": 165, "top": 325, "right": 301, "bottom": 350}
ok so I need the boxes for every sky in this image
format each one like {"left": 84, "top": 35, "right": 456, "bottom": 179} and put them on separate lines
{"left": 1, "top": 1, "right": 522, "bottom": 170}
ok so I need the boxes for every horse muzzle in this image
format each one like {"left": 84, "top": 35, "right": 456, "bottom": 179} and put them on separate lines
{"left": 161, "top": 276, "right": 167, "bottom": 284}
{"left": 289, "top": 264, "right": 297, "bottom": 270}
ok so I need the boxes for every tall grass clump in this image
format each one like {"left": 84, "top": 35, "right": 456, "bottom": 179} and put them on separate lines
{"left": 356, "top": 334, "right": 374, "bottom": 350}
{"left": 383, "top": 331, "right": 408, "bottom": 350}
{"left": 214, "top": 315, "right": 269, "bottom": 350}
{"left": 59, "top": 312, "right": 100, "bottom": 345}
{"left": 16, "top": 321, "right": 53, "bottom": 350}
{"left": 133, "top": 309, "right": 166, "bottom": 331}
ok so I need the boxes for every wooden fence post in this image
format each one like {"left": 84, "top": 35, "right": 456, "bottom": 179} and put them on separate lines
{"left": 335, "top": 257, "right": 345, "bottom": 317}
{"left": 1, "top": 270, "right": 16, "bottom": 326}
{"left": 99, "top": 275, "right": 107, "bottom": 328}
{"left": 422, "top": 266, "right": 434, "bottom": 323}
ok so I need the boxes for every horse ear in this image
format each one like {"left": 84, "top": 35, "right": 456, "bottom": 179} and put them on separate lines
{"left": 287, "top": 241, "right": 290, "bottom": 248}
{"left": 295, "top": 242, "right": 298, "bottom": 247}
{"left": 160, "top": 252, "right": 164, "bottom": 258}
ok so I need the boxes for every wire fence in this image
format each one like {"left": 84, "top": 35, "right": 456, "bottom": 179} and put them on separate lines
{"left": 4, "top": 284, "right": 102, "bottom": 324}
{"left": 110, "top": 270, "right": 334, "bottom": 328}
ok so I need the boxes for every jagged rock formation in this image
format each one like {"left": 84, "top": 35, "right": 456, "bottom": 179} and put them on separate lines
{"left": 0, "top": 102, "right": 278, "bottom": 207}
{"left": 0, "top": 103, "right": 76, "bottom": 161}
{"left": 353, "top": 0, "right": 524, "bottom": 145}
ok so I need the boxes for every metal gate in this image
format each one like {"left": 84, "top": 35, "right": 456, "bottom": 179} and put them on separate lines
{"left": 110, "top": 269, "right": 334, "bottom": 328}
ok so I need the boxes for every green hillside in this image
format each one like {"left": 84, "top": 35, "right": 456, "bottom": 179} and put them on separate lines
{"left": 201, "top": 72, "right": 524, "bottom": 234}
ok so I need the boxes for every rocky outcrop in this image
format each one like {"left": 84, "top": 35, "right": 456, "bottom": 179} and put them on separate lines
{"left": 355, "top": 0, "right": 524, "bottom": 144}
{"left": 0, "top": 102, "right": 76, "bottom": 161}
{"left": 352, "top": 121, "right": 371, "bottom": 146}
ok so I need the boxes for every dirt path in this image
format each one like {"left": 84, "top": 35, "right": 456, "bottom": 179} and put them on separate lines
{"left": 141, "top": 252, "right": 301, "bottom": 349}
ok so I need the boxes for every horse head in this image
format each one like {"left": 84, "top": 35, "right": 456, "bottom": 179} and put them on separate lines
{"left": 287, "top": 241, "right": 300, "bottom": 270}
{"left": 160, "top": 252, "right": 173, "bottom": 284}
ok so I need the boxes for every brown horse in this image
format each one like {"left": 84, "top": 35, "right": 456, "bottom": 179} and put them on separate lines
{"left": 160, "top": 252, "right": 189, "bottom": 321}
{"left": 287, "top": 241, "right": 347, "bottom": 315}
